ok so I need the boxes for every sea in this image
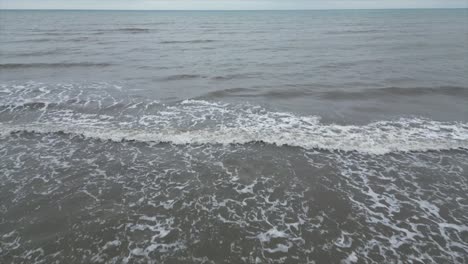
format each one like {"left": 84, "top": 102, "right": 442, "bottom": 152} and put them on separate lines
{"left": 0, "top": 9, "right": 467, "bottom": 264}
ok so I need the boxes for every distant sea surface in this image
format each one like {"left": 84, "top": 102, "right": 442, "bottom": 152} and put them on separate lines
{"left": 1, "top": 9, "right": 468, "bottom": 264}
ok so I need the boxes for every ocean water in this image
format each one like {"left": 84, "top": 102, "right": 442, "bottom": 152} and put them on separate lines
{"left": 0, "top": 9, "right": 468, "bottom": 264}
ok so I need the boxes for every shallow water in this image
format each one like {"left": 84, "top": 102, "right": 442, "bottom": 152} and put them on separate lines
{"left": 1, "top": 9, "right": 468, "bottom": 264}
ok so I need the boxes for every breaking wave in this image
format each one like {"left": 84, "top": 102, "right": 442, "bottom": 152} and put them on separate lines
{"left": 0, "top": 82, "right": 466, "bottom": 154}
{"left": 1, "top": 99, "right": 467, "bottom": 155}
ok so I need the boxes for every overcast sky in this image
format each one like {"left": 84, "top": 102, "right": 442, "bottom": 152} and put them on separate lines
{"left": 1, "top": 0, "right": 467, "bottom": 10}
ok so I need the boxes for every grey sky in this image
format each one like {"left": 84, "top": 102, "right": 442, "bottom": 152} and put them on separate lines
{"left": 1, "top": 0, "right": 467, "bottom": 10}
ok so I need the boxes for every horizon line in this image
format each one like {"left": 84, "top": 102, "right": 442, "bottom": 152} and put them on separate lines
{"left": 1, "top": 7, "right": 467, "bottom": 11}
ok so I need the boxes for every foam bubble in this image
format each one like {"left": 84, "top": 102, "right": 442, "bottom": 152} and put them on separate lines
{"left": 1, "top": 113, "right": 467, "bottom": 154}
{"left": 0, "top": 82, "right": 467, "bottom": 154}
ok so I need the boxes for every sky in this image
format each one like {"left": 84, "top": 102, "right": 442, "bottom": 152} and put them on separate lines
{"left": 0, "top": 0, "right": 467, "bottom": 10}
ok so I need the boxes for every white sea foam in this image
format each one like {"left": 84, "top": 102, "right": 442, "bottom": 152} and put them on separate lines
{"left": 0, "top": 87, "right": 467, "bottom": 154}
{"left": 1, "top": 106, "right": 467, "bottom": 154}
{"left": 0, "top": 122, "right": 465, "bottom": 154}
{"left": 342, "top": 252, "right": 358, "bottom": 264}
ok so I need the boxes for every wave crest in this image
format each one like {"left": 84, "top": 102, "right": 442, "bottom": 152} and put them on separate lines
{"left": 1, "top": 103, "right": 467, "bottom": 155}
